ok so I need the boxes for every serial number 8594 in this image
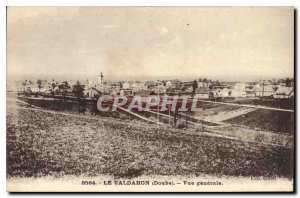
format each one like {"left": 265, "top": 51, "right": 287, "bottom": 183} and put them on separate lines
{"left": 81, "top": 181, "right": 96, "bottom": 185}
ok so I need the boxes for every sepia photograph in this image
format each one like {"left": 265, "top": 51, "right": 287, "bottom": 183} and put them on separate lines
{"left": 6, "top": 6, "right": 294, "bottom": 192}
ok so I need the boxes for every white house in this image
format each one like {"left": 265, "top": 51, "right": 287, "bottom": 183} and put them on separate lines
{"left": 234, "top": 83, "right": 246, "bottom": 90}
{"left": 195, "top": 87, "right": 210, "bottom": 99}
{"left": 274, "top": 87, "right": 294, "bottom": 98}
{"left": 27, "top": 85, "right": 39, "bottom": 93}
{"left": 255, "top": 85, "right": 274, "bottom": 97}
{"left": 197, "top": 82, "right": 209, "bottom": 88}
{"left": 232, "top": 89, "right": 246, "bottom": 97}
{"left": 131, "top": 82, "right": 143, "bottom": 92}
{"left": 230, "top": 83, "right": 247, "bottom": 98}
{"left": 166, "top": 81, "right": 172, "bottom": 88}
{"left": 122, "top": 82, "right": 131, "bottom": 89}
{"left": 220, "top": 88, "right": 230, "bottom": 97}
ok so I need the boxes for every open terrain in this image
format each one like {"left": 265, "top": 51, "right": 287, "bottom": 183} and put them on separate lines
{"left": 7, "top": 105, "right": 293, "bottom": 179}
{"left": 225, "top": 109, "right": 294, "bottom": 134}
{"left": 195, "top": 98, "right": 294, "bottom": 134}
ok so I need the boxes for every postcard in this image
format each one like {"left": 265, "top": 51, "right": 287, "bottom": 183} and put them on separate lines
{"left": 6, "top": 7, "right": 294, "bottom": 192}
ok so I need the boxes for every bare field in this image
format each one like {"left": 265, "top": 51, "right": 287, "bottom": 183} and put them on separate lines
{"left": 225, "top": 109, "right": 294, "bottom": 134}
{"left": 197, "top": 98, "right": 294, "bottom": 134}
{"left": 7, "top": 107, "right": 293, "bottom": 179}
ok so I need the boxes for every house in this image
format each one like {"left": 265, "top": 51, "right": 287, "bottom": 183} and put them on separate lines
{"left": 27, "top": 85, "right": 39, "bottom": 93}
{"left": 131, "top": 82, "right": 143, "bottom": 92}
{"left": 154, "top": 85, "right": 167, "bottom": 94}
{"left": 110, "top": 90, "right": 118, "bottom": 96}
{"left": 94, "top": 84, "right": 112, "bottom": 94}
{"left": 156, "top": 80, "right": 164, "bottom": 87}
{"left": 182, "top": 82, "right": 194, "bottom": 92}
{"left": 85, "top": 87, "right": 102, "bottom": 98}
{"left": 255, "top": 85, "right": 275, "bottom": 97}
{"left": 220, "top": 88, "right": 231, "bottom": 97}
{"left": 197, "top": 81, "right": 209, "bottom": 88}
{"left": 195, "top": 87, "right": 210, "bottom": 99}
{"left": 133, "top": 90, "right": 152, "bottom": 96}
{"left": 167, "top": 84, "right": 177, "bottom": 93}
{"left": 274, "top": 87, "right": 294, "bottom": 99}
{"left": 43, "top": 84, "right": 53, "bottom": 94}
{"left": 145, "top": 81, "right": 156, "bottom": 89}
{"left": 166, "top": 81, "right": 172, "bottom": 88}
{"left": 230, "top": 89, "right": 246, "bottom": 98}
{"left": 111, "top": 85, "right": 121, "bottom": 92}
{"left": 209, "top": 89, "right": 221, "bottom": 98}
{"left": 122, "top": 82, "right": 131, "bottom": 89}
{"left": 245, "top": 87, "right": 255, "bottom": 97}
{"left": 234, "top": 83, "right": 246, "bottom": 90}
{"left": 120, "top": 89, "right": 133, "bottom": 96}
{"left": 227, "top": 83, "right": 247, "bottom": 98}
{"left": 131, "top": 82, "right": 141, "bottom": 88}
{"left": 142, "top": 85, "right": 149, "bottom": 90}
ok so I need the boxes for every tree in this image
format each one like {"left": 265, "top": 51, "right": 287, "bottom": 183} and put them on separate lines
{"left": 52, "top": 82, "right": 56, "bottom": 89}
{"left": 37, "top": 79, "right": 42, "bottom": 93}
{"left": 175, "top": 81, "right": 182, "bottom": 89}
{"left": 22, "top": 80, "right": 27, "bottom": 87}
{"left": 119, "top": 81, "right": 123, "bottom": 88}
{"left": 72, "top": 81, "right": 86, "bottom": 113}
{"left": 192, "top": 80, "right": 198, "bottom": 95}
{"left": 59, "top": 81, "right": 70, "bottom": 101}
{"left": 285, "top": 78, "right": 292, "bottom": 87}
{"left": 73, "top": 81, "right": 84, "bottom": 99}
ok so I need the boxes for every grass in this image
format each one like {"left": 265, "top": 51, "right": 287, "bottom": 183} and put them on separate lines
{"left": 235, "top": 98, "right": 294, "bottom": 110}
{"left": 7, "top": 107, "right": 294, "bottom": 179}
{"left": 225, "top": 109, "right": 294, "bottom": 134}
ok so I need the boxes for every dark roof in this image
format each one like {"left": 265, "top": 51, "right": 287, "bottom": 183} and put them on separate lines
{"left": 134, "top": 90, "right": 152, "bottom": 96}
{"left": 91, "top": 87, "right": 102, "bottom": 93}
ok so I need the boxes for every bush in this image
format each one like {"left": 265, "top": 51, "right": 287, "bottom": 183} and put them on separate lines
{"left": 111, "top": 112, "right": 119, "bottom": 119}
{"left": 119, "top": 113, "right": 128, "bottom": 120}
{"left": 160, "top": 117, "right": 170, "bottom": 124}
{"left": 176, "top": 121, "right": 186, "bottom": 129}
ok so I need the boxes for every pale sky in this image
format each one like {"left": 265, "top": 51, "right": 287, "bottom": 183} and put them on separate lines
{"left": 7, "top": 7, "right": 294, "bottom": 81}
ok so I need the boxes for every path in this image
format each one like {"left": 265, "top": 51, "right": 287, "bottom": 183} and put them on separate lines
{"left": 202, "top": 108, "right": 256, "bottom": 123}
{"left": 7, "top": 103, "right": 288, "bottom": 147}
{"left": 197, "top": 99, "right": 294, "bottom": 112}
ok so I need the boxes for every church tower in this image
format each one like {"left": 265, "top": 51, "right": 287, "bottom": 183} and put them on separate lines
{"left": 98, "top": 72, "right": 103, "bottom": 85}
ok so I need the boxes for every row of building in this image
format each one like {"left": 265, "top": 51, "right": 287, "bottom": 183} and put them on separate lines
{"left": 15, "top": 73, "right": 294, "bottom": 99}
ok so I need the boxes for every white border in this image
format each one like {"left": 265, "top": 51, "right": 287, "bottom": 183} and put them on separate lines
{"left": 2, "top": 0, "right": 300, "bottom": 6}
